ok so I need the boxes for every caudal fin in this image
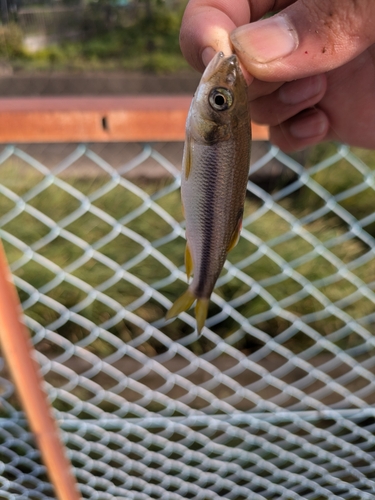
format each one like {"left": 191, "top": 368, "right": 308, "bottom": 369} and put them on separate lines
{"left": 195, "top": 298, "right": 209, "bottom": 336}
{"left": 166, "top": 290, "right": 209, "bottom": 335}
{"left": 166, "top": 289, "right": 195, "bottom": 320}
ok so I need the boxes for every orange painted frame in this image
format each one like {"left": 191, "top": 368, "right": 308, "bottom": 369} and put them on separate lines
{"left": 0, "top": 96, "right": 269, "bottom": 143}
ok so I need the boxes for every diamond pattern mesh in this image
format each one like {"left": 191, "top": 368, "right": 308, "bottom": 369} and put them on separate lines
{"left": 0, "top": 141, "right": 374, "bottom": 499}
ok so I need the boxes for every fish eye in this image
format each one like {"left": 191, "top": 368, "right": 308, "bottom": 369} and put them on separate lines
{"left": 209, "top": 88, "right": 233, "bottom": 111}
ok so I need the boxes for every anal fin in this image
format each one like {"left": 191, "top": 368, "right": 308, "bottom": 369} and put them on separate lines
{"left": 185, "top": 242, "right": 193, "bottom": 280}
{"left": 227, "top": 216, "right": 243, "bottom": 253}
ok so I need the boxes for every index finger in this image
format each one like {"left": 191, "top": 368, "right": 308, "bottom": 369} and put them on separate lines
{"left": 180, "top": 0, "right": 249, "bottom": 73}
{"left": 180, "top": 0, "right": 295, "bottom": 73}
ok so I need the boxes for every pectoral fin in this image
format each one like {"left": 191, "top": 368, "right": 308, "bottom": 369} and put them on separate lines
{"left": 183, "top": 134, "right": 192, "bottom": 180}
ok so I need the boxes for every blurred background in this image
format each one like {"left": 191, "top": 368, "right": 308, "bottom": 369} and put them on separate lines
{"left": 0, "top": 0, "right": 199, "bottom": 89}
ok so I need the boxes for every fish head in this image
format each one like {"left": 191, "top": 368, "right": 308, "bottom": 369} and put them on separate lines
{"left": 189, "top": 51, "right": 249, "bottom": 143}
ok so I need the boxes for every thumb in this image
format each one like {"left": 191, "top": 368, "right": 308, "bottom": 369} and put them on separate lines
{"left": 230, "top": 0, "right": 375, "bottom": 81}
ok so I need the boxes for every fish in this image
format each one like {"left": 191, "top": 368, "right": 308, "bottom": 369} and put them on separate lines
{"left": 166, "top": 51, "right": 251, "bottom": 335}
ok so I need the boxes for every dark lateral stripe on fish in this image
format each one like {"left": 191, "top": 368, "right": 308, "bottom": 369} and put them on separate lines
{"left": 195, "top": 149, "right": 219, "bottom": 297}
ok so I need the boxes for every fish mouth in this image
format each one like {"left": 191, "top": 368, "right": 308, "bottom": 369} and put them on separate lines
{"left": 201, "top": 51, "right": 239, "bottom": 85}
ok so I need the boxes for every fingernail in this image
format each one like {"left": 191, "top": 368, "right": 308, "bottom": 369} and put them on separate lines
{"left": 290, "top": 110, "right": 328, "bottom": 139}
{"left": 279, "top": 75, "right": 324, "bottom": 105}
{"left": 201, "top": 47, "right": 216, "bottom": 67}
{"left": 231, "top": 15, "right": 298, "bottom": 64}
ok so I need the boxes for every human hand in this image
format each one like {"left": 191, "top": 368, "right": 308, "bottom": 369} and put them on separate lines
{"left": 180, "top": 0, "right": 375, "bottom": 151}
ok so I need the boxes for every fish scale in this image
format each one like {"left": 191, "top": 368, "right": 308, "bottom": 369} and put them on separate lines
{"left": 166, "top": 52, "right": 251, "bottom": 335}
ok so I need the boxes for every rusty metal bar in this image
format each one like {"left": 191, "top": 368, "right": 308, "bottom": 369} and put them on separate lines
{"left": 0, "top": 96, "right": 269, "bottom": 143}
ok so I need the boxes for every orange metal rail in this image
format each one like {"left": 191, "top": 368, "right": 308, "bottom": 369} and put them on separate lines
{"left": 0, "top": 96, "right": 269, "bottom": 143}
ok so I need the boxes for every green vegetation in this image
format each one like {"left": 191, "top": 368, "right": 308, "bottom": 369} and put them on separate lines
{"left": 17, "top": 36, "right": 190, "bottom": 73}
{"left": 0, "top": 23, "right": 24, "bottom": 58}
{"left": 2, "top": 2, "right": 190, "bottom": 72}
{"left": 1, "top": 144, "right": 375, "bottom": 361}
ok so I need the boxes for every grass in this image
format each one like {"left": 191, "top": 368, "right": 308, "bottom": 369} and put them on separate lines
{"left": 0, "top": 144, "right": 375, "bottom": 363}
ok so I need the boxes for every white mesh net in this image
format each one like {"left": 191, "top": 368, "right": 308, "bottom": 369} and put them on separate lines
{"left": 0, "top": 141, "right": 374, "bottom": 499}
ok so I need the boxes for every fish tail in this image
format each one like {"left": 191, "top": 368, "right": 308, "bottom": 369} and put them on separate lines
{"left": 195, "top": 298, "right": 209, "bottom": 336}
{"left": 166, "top": 289, "right": 196, "bottom": 321}
{"left": 166, "top": 290, "right": 210, "bottom": 335}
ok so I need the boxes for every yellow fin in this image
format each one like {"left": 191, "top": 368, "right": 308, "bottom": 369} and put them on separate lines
{"left": 195, "top": 299, "right": 209, "bottom": 336}
{"left": 227, "top": 217, "right": 243, "bottom": 252}
{"left": 166, "top": 289, "right": 196, "bottom": 321}
{"left": 183, "top": 135, "right": 192, "bottom": 180}
{"left": 185, "top": 242, "right": 193, "bottom": 280}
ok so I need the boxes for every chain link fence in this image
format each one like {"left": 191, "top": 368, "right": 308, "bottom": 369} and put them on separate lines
{"left": 0, "top": 140, "right": 375, "bottom": 499}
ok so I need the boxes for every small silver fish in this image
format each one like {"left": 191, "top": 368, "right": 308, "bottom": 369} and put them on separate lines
{"left": 166, "top": 51, "right": 251, "bottom": 334}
